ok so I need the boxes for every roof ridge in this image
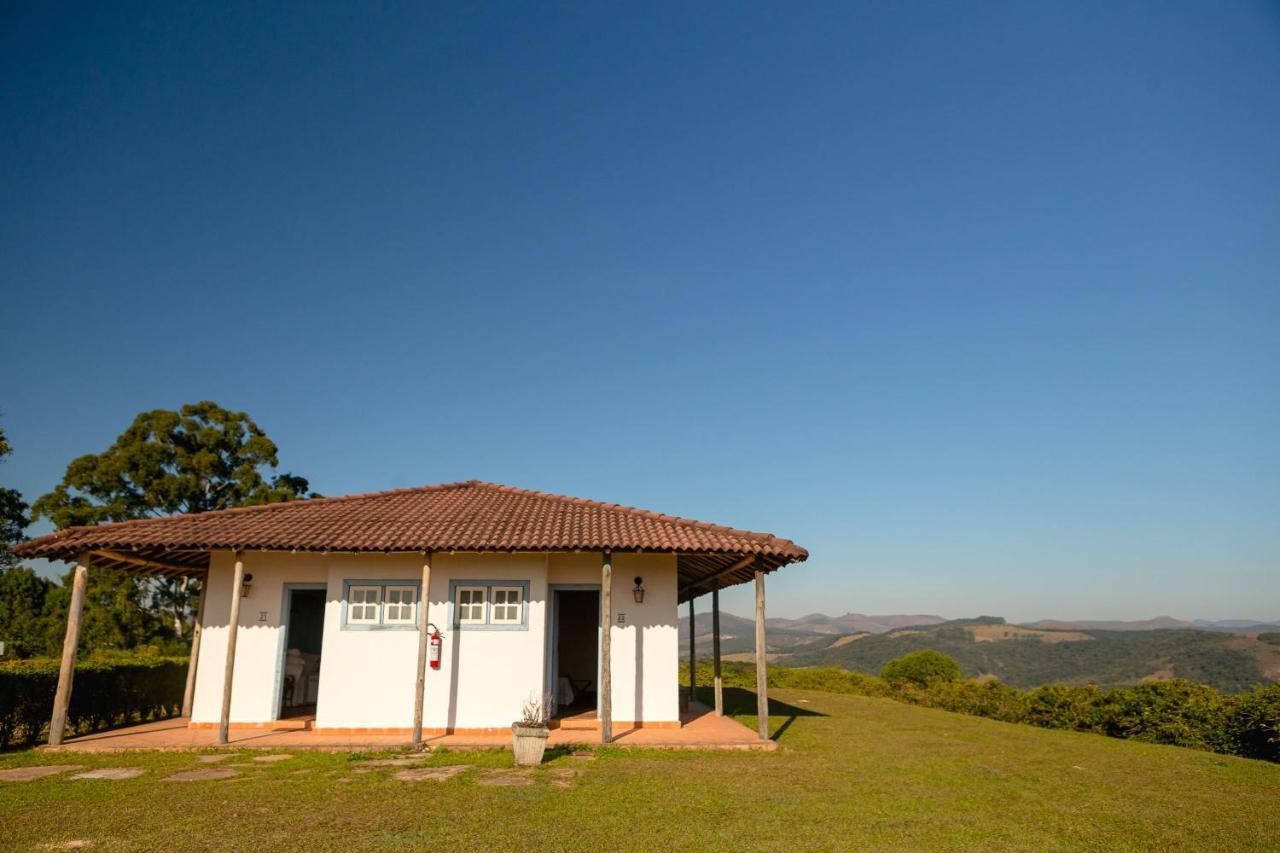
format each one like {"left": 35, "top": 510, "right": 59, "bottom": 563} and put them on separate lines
{"left": 468, "top": 481, "right": 800, "bottom": 550}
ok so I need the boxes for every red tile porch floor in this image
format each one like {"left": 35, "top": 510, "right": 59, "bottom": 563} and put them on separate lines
{"left": 41, "top": 703, "right": 775, "bottom": 752}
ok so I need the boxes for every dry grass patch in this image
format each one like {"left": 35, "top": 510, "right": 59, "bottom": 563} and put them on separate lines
{"left": 968, "top": 624, "right": 1093, "bottom": 643}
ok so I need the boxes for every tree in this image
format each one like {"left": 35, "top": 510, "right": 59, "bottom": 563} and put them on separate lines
{"left": 32, "top": 401, "right": 315, "bottom": 646}
{"left": 881, "top": 649, "right": 963, "bottom": 687}
{"left": 32, "top": 400, "right": 314, "bottom": 527}
{"left": 0, "top": 425, "right": 54, "bottom": 658}
{"left": 0, "top": 426, "right": 30, "bottom": 572}
{"left": 0, "top": 564, "right": 54, "bottom": 657}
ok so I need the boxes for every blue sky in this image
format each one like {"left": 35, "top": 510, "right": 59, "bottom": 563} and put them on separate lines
{"left": 2, "top": 2, "right": 1277, "bottom": 622}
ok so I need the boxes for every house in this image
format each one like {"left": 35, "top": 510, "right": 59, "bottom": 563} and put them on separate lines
{"left": 16, "top": 481, "right": 807, "bottom": 746}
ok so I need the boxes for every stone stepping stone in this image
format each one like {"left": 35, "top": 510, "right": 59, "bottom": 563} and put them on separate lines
{"left": 162, "top": 768, "right": 239, "bottom": 782}
{"left": 354, "top": 757, "right": 425, "bottom": 767}
{"left": 252, "top": 754, "right": 292, "bottom": 763}
{"left": 570, "top": 751, "right": 597, "bottom": 761}
{"left": 0, "top": 765, "right": 83, "bottom": 782}
{"left": 70, "top": 768, "right": 144, "bottom": 780}
{"left": 393, "top": 765, "right": 470, "bottom": 782}
{"left": 195, "top": 754, "right": 232, "bottom": 763}
{"left": 475, "top": 770, "right": 533, "bottom": 787}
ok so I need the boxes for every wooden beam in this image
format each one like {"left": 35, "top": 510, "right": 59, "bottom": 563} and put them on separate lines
{"left": 48, "top": 559, "right": 89, "bottom": 747}
{"left": 754, "top": 569, "right": 769, "bottom": 741}
{"left": 181, "top": 573, "right": 208, "bottom": 718}
{"left": 412, "top": 553, "right": 433, "bottom": 746}
{"left": 600, "top": 550, "right": 613, "bottom": 744}
{"left": 680, "top": 554, "right": 756, "bottom": 596}
{"left": 712, "top": 586, "right": 723, "bottom": 716}
{"left": 218, "top": 551, "right": 246, "bottom": 745}
{"left": 92, "top": 549, "right": 192, "bottom": 575}
{"left": 688, "top": 598, "right": 696, "bottom": 705}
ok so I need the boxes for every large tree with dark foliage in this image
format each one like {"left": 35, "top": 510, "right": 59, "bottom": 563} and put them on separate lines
{"left": 0, "top": 426, "right": 56, "bottom": 657}
{"left": 32, "top": 402, "right": 315, "bottom": 648}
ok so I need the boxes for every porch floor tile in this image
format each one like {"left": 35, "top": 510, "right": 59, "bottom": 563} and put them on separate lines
{"left": 41, "top": 703, "right": 774, "bottom": 752}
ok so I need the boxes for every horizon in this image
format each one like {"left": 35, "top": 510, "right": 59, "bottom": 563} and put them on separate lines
{"left": 685, "top": 608, "right": 1280, "bottom": 626}
{"left": 3, "top": 3, "right": 1277, "bottom": 623}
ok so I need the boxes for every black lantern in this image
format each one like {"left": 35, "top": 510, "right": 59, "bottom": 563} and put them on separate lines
{"left": 632, "top": 576, "right": 645, "bottom": 604}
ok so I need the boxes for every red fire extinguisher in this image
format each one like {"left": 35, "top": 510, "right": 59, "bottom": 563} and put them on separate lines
{"left": 429, "top": 628, "right": 442, "bottom": 670}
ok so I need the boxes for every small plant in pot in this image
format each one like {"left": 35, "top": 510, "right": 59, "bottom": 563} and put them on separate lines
{"left": 512, "top": 693, "right": 551, "bottom": 766}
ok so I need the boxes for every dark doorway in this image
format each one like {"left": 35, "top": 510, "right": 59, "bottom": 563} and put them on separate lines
{"left": 553, "top": 589, "right": 599, "bottom": 715}
{"left": 280, "top": 587, "right": 325, "bottom": 718}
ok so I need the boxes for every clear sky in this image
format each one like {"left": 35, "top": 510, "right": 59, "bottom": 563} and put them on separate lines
{"left": 2, "top": 2, "right": 1277, "bottom": 623}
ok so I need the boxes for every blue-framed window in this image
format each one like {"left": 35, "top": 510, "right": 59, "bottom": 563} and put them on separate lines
{"left": 448, "top": 579, "right": 530, "bottom": 631}
{"left": 340, "top": 580, "right": 421, "bottom": 630}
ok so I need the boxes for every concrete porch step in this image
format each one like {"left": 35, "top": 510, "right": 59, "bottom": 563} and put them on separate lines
{"left": 269, "top": 717, "right": 314, "bottom": 731}
{"left": 550, "top": 710, "right": 601, "bottom": 731}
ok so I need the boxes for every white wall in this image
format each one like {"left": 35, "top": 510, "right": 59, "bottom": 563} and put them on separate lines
{"left": 545, "top": 552, "right": 679, "bottom": 724}
{"left": 421, "top": 553, "right": 549, "bottom": 730}
{"left": 190, "top": 549, "right": 680, "bottom": 728}
{"left": 190, "top": 550, "right": 328, "bottom": 723}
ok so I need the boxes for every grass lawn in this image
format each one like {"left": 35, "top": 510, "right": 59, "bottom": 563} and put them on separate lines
{"left": 1, "top": 687, "right": 1277, "bottom": 851}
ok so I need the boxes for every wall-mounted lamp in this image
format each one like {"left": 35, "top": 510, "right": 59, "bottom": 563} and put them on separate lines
{"left": 241, "top": 573, "right": 254, "bottom": 598}
{"left": 632, "top": 576, "right": 645, "bottom": 604}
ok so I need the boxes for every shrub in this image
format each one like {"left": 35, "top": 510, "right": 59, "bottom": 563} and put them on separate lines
{"left": 1258, "top": 632, "right": 1280, "bottom": 646}
{"left": 0, "top": 656, "right": 187, "bottom": 749}
{"left": 1224, "top": 682, "right": 1280, "bottom": 763}
{"left": 1092, "top": 681, "right": 1231, "bottom": 751}
{"left": 681, "top": 658, "right": 1280, "bottom": 763}
{"left": 881, "top": 650, "right": 962, "bottom": 688}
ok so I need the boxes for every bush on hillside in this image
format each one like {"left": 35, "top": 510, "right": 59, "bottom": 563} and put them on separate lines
{"left": 0, "top": 655, "right": 187, "bottom": 749}
{"left": 680, "top": 659, "right": 1280, "bottom": 763}
{"left": 881, "top": 650, "right": 962, "bottom": 688}
{"left": 1224, "top": 683, "right": 1280, "bottom": 763}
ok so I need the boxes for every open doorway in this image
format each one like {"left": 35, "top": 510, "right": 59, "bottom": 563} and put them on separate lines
{"left": 551, "top": 588, "right": 599, "bottom": 718}
{"left": 279, "top": 586, "right": 325, "bottom": 719}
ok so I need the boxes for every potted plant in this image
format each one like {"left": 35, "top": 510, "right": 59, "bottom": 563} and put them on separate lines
{"left": 511, "top": 693, "right": 551, "bottom": 766}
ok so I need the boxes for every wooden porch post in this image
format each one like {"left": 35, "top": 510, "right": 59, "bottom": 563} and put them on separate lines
{"left": 412, "top": 552, "right": 433, "bottom": 746}
{"left": 688, "top": 597, "right": 696, "bottom": 704}
{"left": 180, "top": 573, "right": 208, "bottom": 718}
{"left": 600, "top": 550, "right": 613, "bottom": 744}
{"left": 48, "top": 558, "right": 89, "bottom": 747}
{"left": 712, "top": 586, "right": 723, "bottom": 716}
{"left": 218, "top": 550, "right": 246, "bottom": 746}
{"left": 754, "top": 568, "right": 769, "bottom": 741}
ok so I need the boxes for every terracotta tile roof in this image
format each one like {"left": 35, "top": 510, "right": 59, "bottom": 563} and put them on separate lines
{"left": 15, "top": 481, "right": 808, "bottom": 569}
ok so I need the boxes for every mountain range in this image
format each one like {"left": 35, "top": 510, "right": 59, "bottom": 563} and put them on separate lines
{"left": 678, "top": 612, "right": 1280, "bottom": 693}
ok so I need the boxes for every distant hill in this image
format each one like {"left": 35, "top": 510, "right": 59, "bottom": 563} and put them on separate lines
{"left": 1023, "top": 617, "right": 1280, "bottom": 633}
{"left": 679, "top": 611, "right": 946, "bottom": 656}
{"left": 679, "top": 610, "right": 1280, "bottom": 692}
{"left": 777, "top": 616, "right": 1280, "bottom": 693}
{"left": 768, "top": 612, "right": 946, "bottom": 635}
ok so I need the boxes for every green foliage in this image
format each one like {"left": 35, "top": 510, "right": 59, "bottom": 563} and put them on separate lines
{"left": 881, "top": 649, "right": 962, "bottom": 687}
{"left": 12, "top": 401, "right": 309, "bottom": 656}
{"left": 683, "top": 659, "right": 1280, "bottom": 763}
{"left": 31, "top": 400, "right": 313, "bottom": 528}
{"left": 0, "top": 655, "right": 187, "bottom": 749}
{"left": 1258, "top": 632, "right": 1280, "bottom": 646}
{"left": 0, "top": 566, "right": 55, "bottom": 658}
{"left": 1227, "top": 683, "right": 1280, "bottom": 763}
{"left": 0, "top": 426, "right": 31, "bottom": 573}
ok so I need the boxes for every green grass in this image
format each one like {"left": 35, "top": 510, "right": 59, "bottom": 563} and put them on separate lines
{"left": 2, "top": 687, "right": 1277, "bottom": 851}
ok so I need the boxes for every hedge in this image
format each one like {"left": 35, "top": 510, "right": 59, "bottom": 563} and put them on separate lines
{"left": 685, "top": 659, "right": 1280, "bottom": 763}
{"left": 0, "top": 656, "right": 188, "bottom": 749}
